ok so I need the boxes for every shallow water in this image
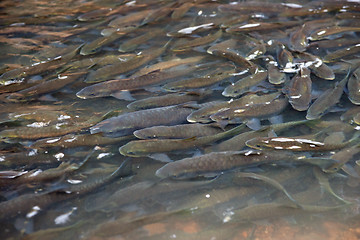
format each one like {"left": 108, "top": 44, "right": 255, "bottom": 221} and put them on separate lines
{"left": 1, "top": 0, "right": 360, "bottom": 239}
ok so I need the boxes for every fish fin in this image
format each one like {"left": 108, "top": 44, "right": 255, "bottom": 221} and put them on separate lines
{"left": 14, "top": 217, "right": 34, "bottom": 234}
{"left": 192, "top": 149, "right": 202, "bottom": 157}
{"left": 267, "top": 129, "right": 278, "bottom": 138}
{"left": 341, "top": 163, "right": 360, "bottom": 178}
{"left": 38, "top": 94, "right": 58, "bottom": 102}
{"left": 180, "top": 101, "right": 200, "bottom": 109}
{"left": 111, "top": 91, "right": 136, "bottom": 101}
{"left": 324, "top": 132, "right": 345, "bottom": 145}
{"left": 246, "top": 118, "right": 261, "bottom": 130}
{"left": 148, "top": 153, "right": 173, "bottom": 162}
{"left": 216, "top": 120, "right": 229, "bottom": 130}
{"left": 268, "top": 115, "right": 283, "bottom": 125}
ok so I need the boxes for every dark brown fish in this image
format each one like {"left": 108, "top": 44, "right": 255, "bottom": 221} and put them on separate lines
{"left": 283, "top": 66, "right": 312, "bottom": 111}
{"left": 77, "top": 67, "right": 195, "bottom": 99}
{"left": 155, "top": 150, "right": 299, "bottom": 178}
{"left": 90, "top": 104, "right": 195, "bottom": 136}
{"left": 211, "top": 97, "right": 288, "bottom": 123}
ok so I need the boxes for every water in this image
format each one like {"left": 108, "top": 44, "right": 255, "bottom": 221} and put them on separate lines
{"left": 1, "top": 0, "right": 360, "bottom": 239}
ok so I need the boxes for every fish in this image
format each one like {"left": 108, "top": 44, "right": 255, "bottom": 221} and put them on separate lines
{"left": 171, "top": 2, "right": 193, "bottom": 19}
{"left": 324, "top": 145, "right": 360, "bottom": 173}
{"left": 306, "top": 70, "right": 349, "bottom": 120}
{"left": 77, "top": 8, "right": 113, "bottom": 21}
{"left": 276, "top": 43, "right": 294, "bottom": 69}
{"left": 308, "top": 26, "right": 360, "bottom": 41}
{"left": 0, "top": 158, "right": 131, "bottom": 220}
{"left": 133, "top": 123, "right": 223, "bottom": 139}
{"left": 0, "top": 155, "right": 89, "bottom": 189}
{"left": 266, "top": 56, "right": 287, "bottom": 85}
{"left": 167, "top": 23, "right": 216, "bottom": 37}
{"left": 283, "top": 66, "right": 312, "bottom": 111}
{"left": 77, "top": 67, "right": 195, "bottom": 99}
{"left": 288, "top": 18, "right": 333, "bottom": 52}
{"left": 140, "top": 2, "right": 176, "bottom": 25}
{"left": 6, "top": 72, "right": 85, "bottom": 101}
{"left": 226, "top": 21, "right": 299, "bottom": 33}
{"left": 119, "top": 124, "right": 246, "bottom": 158}
{"left": 347, "top": 68, "right": 360, "bottom": 105}
{"left": 31, "top": 133, "right": 133, "bottom": 149}
{"left": 90, "top": 104, "right": 195, "bottom": 137}
{"left": 108, "top": 9, "right": 154, "bottom": 28}
{"left": 0, "top": 115, "right": 102, "bottom": 140}
{"left": 85, "top": 43, "right": 170, "bottom": 83}
{"left": 0, "top": 44, "right": 82, "bottom": 84}
{"left": 210, "top": 97, "right": 288, "bottom": 124}
{"left": 222, "top": 69, "right": 267, "bottom": 97}
{"left": 171, "top": 30, "right": 222, "bottom": 52}
{"left": 129, "top": 56, "right": 205, "bottom": 78}
{"left": 80, "top": 30, "right": 132, "bottom": 56}
{"left": 234, "top": 172, "right": 300, "bottom": 206}
{"left": 118, "top": 28, "right": 163, "bottom": 52}
{"left": 206, "top": 119, "right": 313, "bottom": 153}
{"left": 295, "top": 52, "right": 335, "bottom": 80}
{"left": 162, "top": 65, "right": 235, "bottom": 92}
{"left": 127, "top": 90, "right": 212, "bottom": 110}
{"left": 245, "top": 133, "right": 359, "bottom": 152}
{"left": 313, "top": 167, "right": 352, "bottom": 204}
{"left": 209, "top": 49, "right": 257, "bottom": 73}
{"left": 155, "top": 150, "right": 302, "bottom": 179}
{"left": 231, "top": 201, "right": 346, "bottom": 223}
{"left": 187, "top": 92, "right": 281, "bottom": 123}
{"left": 323, "top": 44, "right": 360, "bottom": 63}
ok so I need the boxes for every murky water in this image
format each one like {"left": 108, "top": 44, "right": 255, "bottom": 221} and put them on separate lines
{"left": 1, "top": 0, "right": 360, "bottom": 239}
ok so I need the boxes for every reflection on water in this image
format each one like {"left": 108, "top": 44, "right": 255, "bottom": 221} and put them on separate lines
{"left": 1, "top": 0, "right": 360, "bottom": 239}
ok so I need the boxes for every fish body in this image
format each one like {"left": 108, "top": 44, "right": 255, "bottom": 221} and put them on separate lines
{"left": 31, "top": 133, "right": 133, "bottom": 149}
{"left": 306, "top": 71, "right": 349, "bottom": 119}
{"left": 155, "top": 150, "right": 296, "bottom": 178}
{"left": 210, "top": 97, "right": 288, "bottom": 122}
{"left": 77, "top": 67, "right": 193, "bottom": 99}
{"left": 7, "top": 72, "right": 84, "bottom": 101}
{"left": 283, "top": 66, "right": 312, "bottom": 111}
{"left": 118, "top": 28, "right": 163, "bottom": 52}
{"left": 85, "top": 44, "right": 168, "bottom": 83}
{"left": 163, "top": 67, "right": 235, "bottom": 91}
{"left": 119, "top": 124, "right": 245, "bottom": 157}
{"left": 130, "top": 56, "right": 205, "bottom": 78}
{"left": 296, "top": 52, "right": 335, "bottom": 80}
{"left": 80, "top": 31, "right": 128, "bottom": 56}
{"left": 133, "top": 123, "right": 223, "bottom": 139}
{"left": 187, "top": 92, "right": 281, "bottom": 123}
{"left": 309, "top": 26, "right": 360, "bottom": 41}
{"left": 127, "top": 90, "right": 211, "bottom": 110}
{"left": 90, "top": 105, "right": 194, "bottom": 136}
{"left": 171, "top": 30, "right": 222, "bottom": 52}
{"left": 323, "top": 44, "right": 360, "bottom": 63}
{"left": 246, "top": 136, "right": 352, "bottom": 152}
{"left": 348, "top": 68, "right": 360, "bottom": 105}
{"left": 222, "top": 69, "right": 267, "bottom": 97}
{"left": 0, "top": 116, "right": 101, "bottom": 140}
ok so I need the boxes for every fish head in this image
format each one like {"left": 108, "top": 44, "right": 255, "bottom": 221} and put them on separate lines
{"left": 222, "top": 86, "right": 241, "bottom": 97}
{"left": 245, "top": 137, "right": 268, "bottom": 150}
{"left": 155, "top": 163, "right": 193, "bottom": 179}
{"left": 210, "top": 108, "right": 232, "bottom": 122}
{"left": 118, "top": 143, "right": 146, "bottom": 157}
{"left": 76, "top": 84, "right": 111, "bottom": 99}
{"left": 186, "top": 112, "right": 211, "bottom": 123}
